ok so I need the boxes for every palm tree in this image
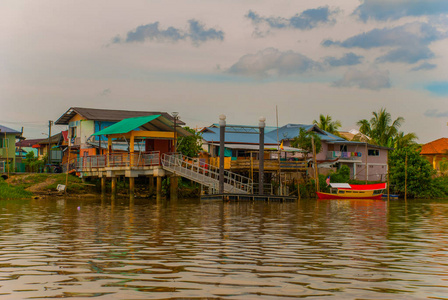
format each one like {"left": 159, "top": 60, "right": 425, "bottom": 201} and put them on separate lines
{"left": 393, "top": 132, "right": 418, "bottom": 149}
{"left": 313, "top": 114, "right": 342, "bottom": 134}
{"left": 356, "top": 108, "right": 416, "bottom": 148}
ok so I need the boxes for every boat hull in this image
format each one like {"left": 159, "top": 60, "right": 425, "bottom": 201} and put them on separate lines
{"left": 317, "top": 192, "right": 383, "bottom": 200}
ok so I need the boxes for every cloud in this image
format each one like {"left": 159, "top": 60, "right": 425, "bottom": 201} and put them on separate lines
{"left": 323, "top": 22, "right": 443, "bottom": 49}
{"left": 425, "top": 81, "right": 448, "bottom": 96}
{"left": 324, "top": 52, "right": 363, "bottom": 67}
{"left": 112, "top": 20, "right": 224, "bottom": 46}
{"left": 227, "top": 48, "right": 321, "bottom": 78}
{"left": 322, "top": 22, "right": 446, "bottom": 64}
{"left": 411, "top": 62, "right": 437, "bottom": 71}
{"left": 333, "top": 68, "right": 391, "bottom": 90}
{"left": 376, "top": 46, "right": 434, "bottom": 64}
{"left": 424, "top": 109, "right": 448, "bottom": 118}
{"left": 354, "top": 0, "right": 448, "bottom": 22}
{"left": 246, "top": 6, "right": 338, "bottom": 36}
{"left": 100, "top": 88, "right": 111, "bottom": 96}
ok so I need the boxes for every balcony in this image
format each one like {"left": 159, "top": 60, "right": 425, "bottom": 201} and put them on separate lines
{"left": 327, "top": 151, "right": 363, "bottom": 161}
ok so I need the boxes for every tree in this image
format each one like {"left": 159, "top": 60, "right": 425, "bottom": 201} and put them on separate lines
{"left": 177, "top": 127, "right": 203, "bottom": 157}
{"left": 356, "top": 108, "right": 417, "bottom": 148}
{"left": 393, "top": 131, "right": 418, "bottom": 149}
{"left": 313, "top": 114, "right": 342, "bottom": 134}
{"left": 290, "top": 128, "right": 322, "bottom": 159}
{"left": 388, "top": 146, "right": 448, "bottom": 198}
{"left": 23, "top": 151, "right": 41, "bottom": 172}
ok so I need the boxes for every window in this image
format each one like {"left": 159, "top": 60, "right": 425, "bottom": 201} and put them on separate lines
{"left": 368, "top": 149, "right": 380, "bottom": 156}
{"left": 69, "top": 127, "right": 77, "bottom": 138}
{"left": 0, "top": 138, "right": 9, "bottom": 148}
{"left": 340, "top": 145, "right": 347, "bottom": 152}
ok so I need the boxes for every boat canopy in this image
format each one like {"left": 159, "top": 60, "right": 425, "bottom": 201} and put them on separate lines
{"left": 329, "top": 182, "right": 386, "bottom": 190}
{"left": 329, "top": 183, "right": 351, "bottom": 189}
{"left": 347, "top": 183, "right": 386, "bottom": 190}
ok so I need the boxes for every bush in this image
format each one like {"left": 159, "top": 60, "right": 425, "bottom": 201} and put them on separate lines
{"left": 0, "top": 178, "right": 33, "bottom": 199}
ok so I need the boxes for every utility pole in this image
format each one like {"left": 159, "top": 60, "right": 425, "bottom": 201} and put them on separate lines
{"left": 48, "top": 120, "right": 53, "bottom": 171}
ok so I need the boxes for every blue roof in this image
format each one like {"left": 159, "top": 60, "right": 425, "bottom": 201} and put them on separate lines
{"left": 266, "top": 124, "right": 346, "bottom": 142}
{"left": 0, "top": 125, "right": 21, "bottom": 134}
{"left": 202, "top": 126, "right": 279, "bottom": 145}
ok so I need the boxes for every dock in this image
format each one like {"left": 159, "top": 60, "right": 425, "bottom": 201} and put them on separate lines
{"left": 201, "top": 193, "right": 298, "bottom": 202}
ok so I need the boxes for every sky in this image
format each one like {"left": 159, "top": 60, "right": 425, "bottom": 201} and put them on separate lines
{"left": 0, "top": 0, "right": 447, "bottom": 143}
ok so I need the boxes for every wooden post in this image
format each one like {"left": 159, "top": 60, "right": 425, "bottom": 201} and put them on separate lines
{"left": 312, "top": 136, "right": 319, "bottom": 194}
{"left": 129, "top": 177, "right": 135, "bottom": 200}
{"left": 149, "top": 176, "right": 154, "bottom": 196}
{"left": 5, "top": 132, "right": 9, "bottom": 179}
{"left": 170, "top": 176, "right": 178, "bottom": 201}
{"left": 65, "top": 130, "right": 72, "bottom": 193}
{"left": 365, "top": 142, "right": 368, "bottom": 184}
{"left": 107, "top": 137, "right": 112, "bottom": 167}
{"left": 405, "top": 152, "right": 408, "bottom": 202}
{"left": 111, "top": 177, "right": 117, "bottom": 198}
{"left": 156, "top": 176, "right": 162, "bottom": 201}
{"left": 48, "top": 120, "right": 52, "bottom": 170}
{"left": 101, "top": 177, "right": 106, "bottom": 196}
{"left": 387, "top": 162, "right": 390, "bottom": 202}
{"left": 130, "top": 133, "right": 135, "bottom": 167}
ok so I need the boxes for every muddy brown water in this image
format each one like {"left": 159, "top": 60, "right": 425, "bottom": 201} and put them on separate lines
{"left": 0, "top": 197, "right": 447, "bottom": 299}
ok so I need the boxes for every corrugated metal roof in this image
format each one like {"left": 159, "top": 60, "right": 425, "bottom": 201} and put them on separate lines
{"left": 266, "top": 124, "right": 345, "bottom": 142}
{"left": 0, "top": 125, "right": 21, "bottom": 134}
{"left": 202, "top": 126, "right": 279, "bottom": 145}
{"left": 93, "top": 115, "right": 161, "bottom": 136}
{"left": 92, "top": 115, "right": 191, "bottom": 137}
{"left": 55, "top": 107, "right": 185, "bottom": 125}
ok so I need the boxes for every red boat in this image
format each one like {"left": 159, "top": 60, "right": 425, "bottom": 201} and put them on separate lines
{"left": 317, "top": 183, "right": 386, "bottom": 200}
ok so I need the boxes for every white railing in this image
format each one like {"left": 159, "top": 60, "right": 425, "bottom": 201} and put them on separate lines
{"left": 161, "top": 153, "right": 253, "bottom": 194}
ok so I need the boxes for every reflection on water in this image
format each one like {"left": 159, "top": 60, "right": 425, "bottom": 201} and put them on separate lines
{"left": 0, "top": 197, "right": 447, "bottom": 299}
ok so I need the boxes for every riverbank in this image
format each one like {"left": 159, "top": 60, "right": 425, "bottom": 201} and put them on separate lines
{"left": 0, "top": 174, "right": 200, "bottom": 200}
{"left": 0, "top": 174, "right": 98, "bottom": 199}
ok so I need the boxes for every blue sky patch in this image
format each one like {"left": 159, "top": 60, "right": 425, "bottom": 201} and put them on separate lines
{"left": 425, "top": 82, "right": 448, "bottom": 96}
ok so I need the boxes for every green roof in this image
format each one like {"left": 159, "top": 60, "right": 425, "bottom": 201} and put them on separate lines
{"left": 92, "top": 115, "right": 161, "bottom": 136}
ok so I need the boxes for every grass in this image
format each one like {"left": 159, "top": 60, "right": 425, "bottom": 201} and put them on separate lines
{"left": 0, "top": 178, "right": 33, "bottom": 199}
{"left": 4, "top": 173, "right": 98, "bottom": 196}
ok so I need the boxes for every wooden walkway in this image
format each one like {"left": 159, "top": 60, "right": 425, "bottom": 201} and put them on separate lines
{"left": 201, "top": 193, "right": 298, "bottom": 202}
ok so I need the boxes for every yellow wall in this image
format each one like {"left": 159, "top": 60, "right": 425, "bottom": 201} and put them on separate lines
{"left": 209, "top": 157, "right": 231, "bottom": 169}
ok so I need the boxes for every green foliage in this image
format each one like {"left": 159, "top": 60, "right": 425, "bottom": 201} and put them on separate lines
{"left": 440, "top": 158, "right": 448, "bottom": 176}
{"left": 177, "top": 127, "right": 203, "bottom": 157}
{"left": 24, "top": 152, "right": 45, "bottom": 173}
{"left": 330, "top": 165, "right": 351, "bottom": 183}
{"left": 356, "top": 108, "right": 417, "bottom": 148}
{"left": 389, "top": 147, "right": 448, "bottom": 198}
{"left": 0, "top": 178, "right": 33, "bottom": 199}
{"left": 313, "top": 114, "right": 341, "bottom": 134}
{"left": 290, "top": 128, "right": 322, "bottom": 159}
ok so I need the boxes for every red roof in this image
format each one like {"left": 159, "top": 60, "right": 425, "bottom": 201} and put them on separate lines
{"left": 16, "top": 139, "right": 44, "bottom": 147}
{"left": 421, "top": 138, "right": 448, "bottom": 155}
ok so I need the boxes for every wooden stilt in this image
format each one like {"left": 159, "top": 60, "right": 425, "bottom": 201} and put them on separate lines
{"left": 129, "top": 177, "right": 135, "bottom": 200}
{"left": 170, "top": 176, "right": 178, "bottom": 201}
{"left": 101, "top": 177, "right": 106, "bottom": 196}
{"left": 156, "top": 176, "right": 162, "bottom": 202}
{"left": 111, "top": 177, "right": 117, "bottom": 199}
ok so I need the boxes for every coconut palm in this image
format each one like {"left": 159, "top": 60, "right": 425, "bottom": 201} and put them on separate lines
{"left": 313, "top": 114, "right": 342, "bottom": 134}
{"left": 356, "top": 108, "right": 416, "bottom": 148}
{"left": 393, "top": 132, "right": 418, "bottom": 149}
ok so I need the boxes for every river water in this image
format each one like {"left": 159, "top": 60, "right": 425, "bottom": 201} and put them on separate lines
{"left": 0, "top": 197, "right": 447, "bottom": 299}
